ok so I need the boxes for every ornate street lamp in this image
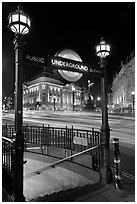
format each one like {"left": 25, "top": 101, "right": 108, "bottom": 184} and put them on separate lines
{"left": 96, "top": 38, "right": 110, "bottom": 58}
{"left": 8, "top": 5, "right": 31, "bottom": 201}
{"left": 8, "top": 5, "right": 31, "bottom": 35}
{"left": 95, "top": 38, "right": 111, "bottom": 183}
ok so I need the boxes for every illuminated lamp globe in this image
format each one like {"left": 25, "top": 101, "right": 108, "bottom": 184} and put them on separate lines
{"left": 95, "top": 38, "right": 110, "bottom": 58}
{"left": 8, "top": 5, "right": 31, "bottom": 35}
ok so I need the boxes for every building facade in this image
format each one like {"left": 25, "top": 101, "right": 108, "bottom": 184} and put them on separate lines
{"left": 23, "top": 74, "right": 87, "bottom": 111}
{"left": 110, "top": 51, "right": 135, "bottom": 113}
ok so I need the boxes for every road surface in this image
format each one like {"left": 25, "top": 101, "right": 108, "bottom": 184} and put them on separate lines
{"left": 3, "top": 110, "right": 135, "bottom": 144}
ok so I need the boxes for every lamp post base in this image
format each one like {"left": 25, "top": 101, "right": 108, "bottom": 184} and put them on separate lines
{"left": 100, "top": 125, "right": 112, "bottom": 184}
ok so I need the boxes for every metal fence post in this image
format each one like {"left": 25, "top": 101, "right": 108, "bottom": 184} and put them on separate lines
{"left": 113, "top": 138, "right": 122, "bottom": 189}
{"left": 5, "top": 123, "right": 8, "bottom": 138}
{"left": 41, "top": 124, "right": 44, "bottom": 154}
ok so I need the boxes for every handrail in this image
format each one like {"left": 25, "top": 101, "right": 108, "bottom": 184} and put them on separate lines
{"left": 24, "top": 145, "right": 100, "bottom": 178}
{"left": 2, "top": 136, "right": 14, "bottom": 143}
{"left": 50, "top": 145, "right": 99, "bottom": 167}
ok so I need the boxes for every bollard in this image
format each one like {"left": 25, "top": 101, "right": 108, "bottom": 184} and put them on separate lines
{"left": 113, "top": 138, "right": 122, "bottom": 189}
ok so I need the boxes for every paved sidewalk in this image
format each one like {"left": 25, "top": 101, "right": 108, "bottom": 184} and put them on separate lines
{"left": 31, "top": 181, "right": 135, "bottom": 202}
{"left": 3, "top": 182, "right": 135, "bottom": 202}
{"left": 76, "top": 183, "right": 135, "bottom": 202}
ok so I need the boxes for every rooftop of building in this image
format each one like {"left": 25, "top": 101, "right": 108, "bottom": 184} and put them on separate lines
{"left": 26, "top": 76, "right": 65, "bottom": 87}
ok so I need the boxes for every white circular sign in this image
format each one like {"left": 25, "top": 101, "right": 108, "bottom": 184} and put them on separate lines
{"left": 55, "top": 49, "right": 83, "bottom": 82}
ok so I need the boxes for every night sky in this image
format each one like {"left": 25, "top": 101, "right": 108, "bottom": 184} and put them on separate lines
{"left": 2, "top": 2, "right": 135, "bottom": 98}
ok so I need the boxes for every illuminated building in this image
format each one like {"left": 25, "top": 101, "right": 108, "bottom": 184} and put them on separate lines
{"left": 23, "top": 72, "right": 85, "bottom": 111}
{"left": 110, "top": 51, "right": 135, "bottom": 113}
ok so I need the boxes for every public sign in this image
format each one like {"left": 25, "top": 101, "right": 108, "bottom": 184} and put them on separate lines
{"left": 24, "top": 53, "right": 46, "bottom": 67}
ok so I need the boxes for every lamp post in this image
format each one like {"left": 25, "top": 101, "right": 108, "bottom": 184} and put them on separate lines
{"left": 72, "top": 85, "right": 75, "bottom": 111}
{"left": 8, "top": 6, "right": 31, "bottom": 201}
{"left": 95, "top": 38, "right": 111, "bottom": 183}
{"left": 131, "top": 91, "right": 135, "bottom": 113}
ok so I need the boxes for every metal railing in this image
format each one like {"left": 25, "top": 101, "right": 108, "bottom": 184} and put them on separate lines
{"left": 2, "top": 123, "right": 102, "bottom": 196}
{"left": 2, "top": 124, "right": 102, "bottom": 170}
{"left": 2, "top": 136, "right": 15, "bottom": 195}
{"left": 3, "top": 124, "right": 101, "bottom": 149}
{"left": 2, "top": 124, "right": 15, "bottom": 139}
{"left": 2, "top": 136, "right": 14, "bottom": 176}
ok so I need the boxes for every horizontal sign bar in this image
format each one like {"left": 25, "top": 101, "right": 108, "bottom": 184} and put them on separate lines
{"left": 48, "top": 56, "right": 102, "bottom": 76}
{"left": 23, "top": 53, "right": 102, "bottom": 76}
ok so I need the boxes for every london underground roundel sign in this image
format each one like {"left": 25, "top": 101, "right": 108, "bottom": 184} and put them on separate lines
{"left": 55, "top": 49, "right": 83, "bottom": 82}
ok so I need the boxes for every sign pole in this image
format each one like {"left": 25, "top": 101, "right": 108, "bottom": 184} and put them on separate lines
{"left": 12, "top": 34, "right": 25, "bottom": 201}
{"left": 100, "top": 58, "right": 112, "bottom": 184}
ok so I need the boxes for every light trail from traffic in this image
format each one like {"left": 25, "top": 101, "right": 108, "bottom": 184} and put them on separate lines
{"left": 3, "top": 110, "right": 135, "bottom": 146}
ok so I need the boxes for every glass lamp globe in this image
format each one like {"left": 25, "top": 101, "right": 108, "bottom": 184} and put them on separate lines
{"left": 96, "top": 38, "right": 111, "bottom": 58}
{"left": 8, "top": 5, "right": 31, "bottom": 35}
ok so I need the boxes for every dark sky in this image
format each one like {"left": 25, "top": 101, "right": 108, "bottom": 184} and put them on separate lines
{"left": 2, "top": 2, "right": 135, "bottom": 98}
